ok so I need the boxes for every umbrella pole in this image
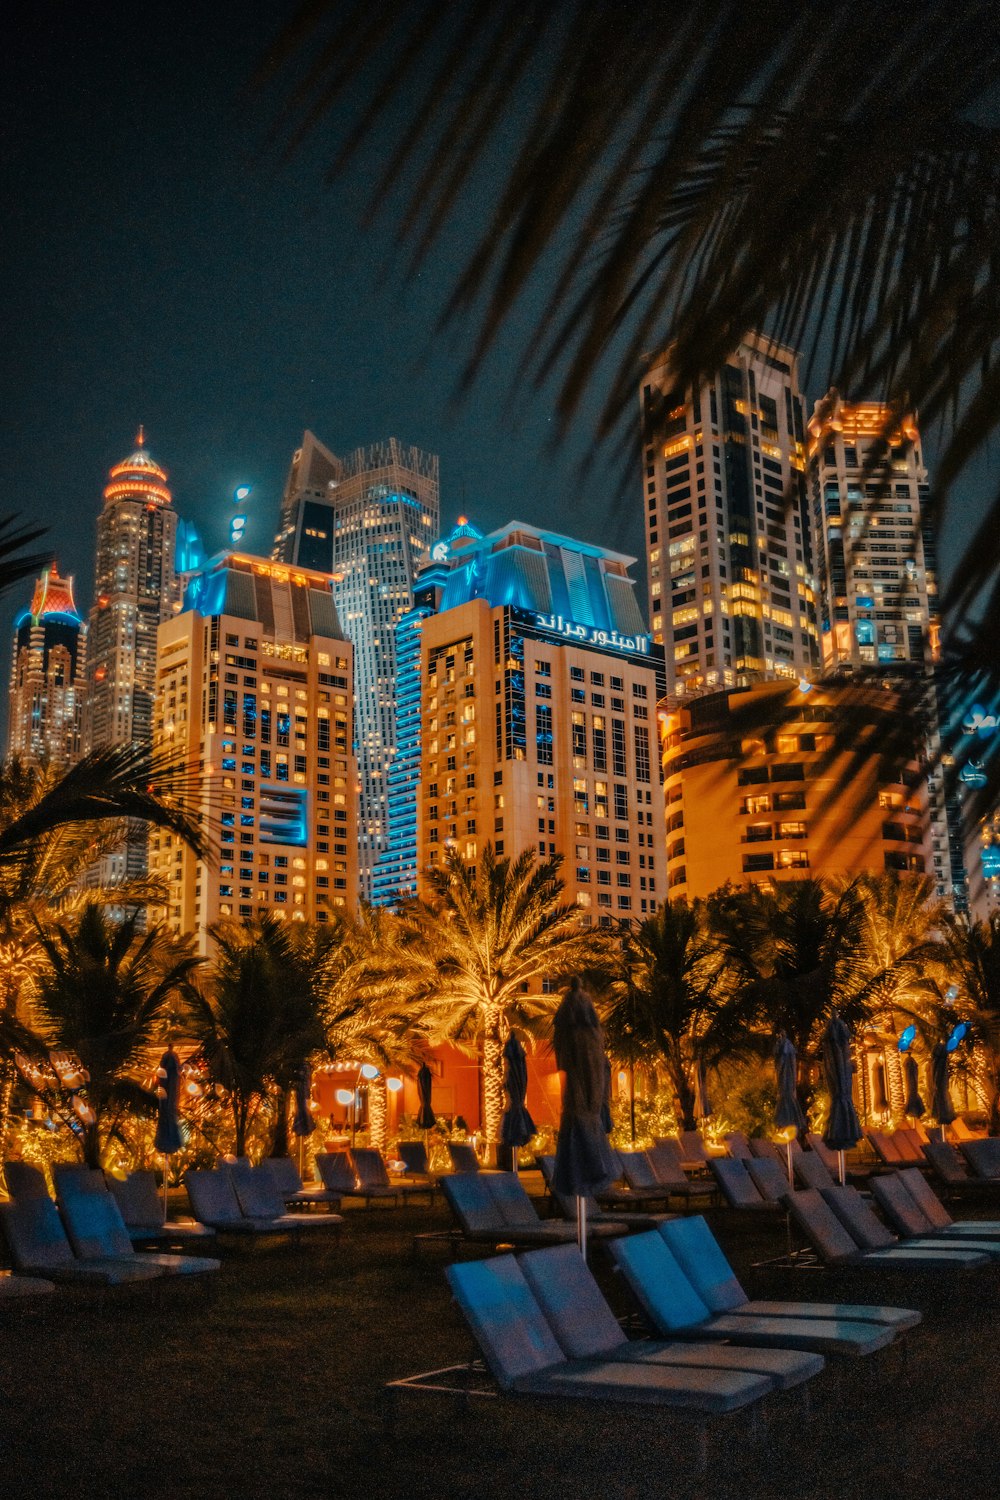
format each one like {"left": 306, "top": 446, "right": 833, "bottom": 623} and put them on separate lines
{"left": 161, "top": 1154, "right": 168, "bottom": 1224}
{"left": 512, "top": 1146, "right": 518, "bottom": 1179}
{"left": 576, "top": 1195, "right": 587, "bottom": 1262}
{"left": 838, "top": 1149, "right": 846, "bottom": 1187}
{"left": 785, "top": 1141, "right": 794, "bottom": 1188}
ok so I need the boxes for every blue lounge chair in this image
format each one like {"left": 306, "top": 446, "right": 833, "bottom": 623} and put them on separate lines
{"left": 787, "top": 1188, "right": 990, "bottom": 1270}
{"left": 866, "top": 1174, "right": 1000, "bottom": 1257}
{"left": 58, "top": 1191, "right": 221, "bottom": 1278}
{"left": 659, "top": 1215, "right": 920, "bottom": 1332}
{"left": 897, "top": 1167, "right": 1000, "bottom": 1237}
{"left": 0, "top": 1197, "right": 161, "bottom": 1286}
{"left": 609, "top": 1231, "right": 897, "bottom": 1357}
{"left": 446, "top": 1254, "right": 774, "bottom": 1413}
{"left": 710, "top": 1158, "right": 776, "bottom": 1213}
{"left": 227, "top": 1163, "right": 344, "bottom": 1237}
{"left": 441, "top": 1173, "right": 620, "bottom": 1248}
{"left": 517, "top": 1242, "right": 823, "bottom": 1391}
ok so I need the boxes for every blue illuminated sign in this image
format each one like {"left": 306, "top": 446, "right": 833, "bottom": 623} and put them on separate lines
{"left": 532, "top": 612, "right": 650, "bottom": 656}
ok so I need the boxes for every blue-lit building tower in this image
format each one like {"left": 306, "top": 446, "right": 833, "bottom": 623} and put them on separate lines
{"left": 372, "top": 520, "right": 481, "bottom": 905}
{"left": 272, "top": 432, "right": 439, "bottom": 900}
{"left": 7, "top": 565, "right": 86, "bottom": 770}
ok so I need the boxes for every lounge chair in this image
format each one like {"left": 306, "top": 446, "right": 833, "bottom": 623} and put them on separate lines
{"left": 745, "top": 1156, "right": 796, "bottom": 1204}
{"left": 659, "top": 1215, "right": 920, "bottom": 1332}
{"left": 352, "top": 1148, "right": 434, "bottom": 1205}
{"left": 748, "top": 1137, "right": 786, "bottom": 1164}
{"left": 608, "top": 1231, "right": 896, "bottom": 1357}
{"left": 896, "top": 1167, "right": 1000, "bottom": 1237}
{"left": 867, "top": 1174, "right": 1000, "bottom": 1257}
{"left": 52, "top": 1163, "right": 106, "bottom": 1198}
{"left": 397, "top": 1141, "right": 438, "bottom": 1186}
{"left": 537, "top": 1155, "right": 675, "bottom": 1231}
{"left": 723, "top": 1132, "right": 753, "bottom": 1161}
{"left": 447, "top": 1143, "right": 482, "bottom": 1174}
{"left": 3, "top": 1161, "right": 50, "bottom": 1199}
{"left": 865, "top": 1129, "right": 902, "bottom": 1167}
{"left": 440, "top": 1172, "right": 620, "bottom": 1248}
{"left": 619, "top": 1150, "right": 715, "bottom": 1207}
{"left": 793, "top": 1151, "right": 837, "bottom": 1192}
{"left": 227, "top": 1163, "right": 344, "bottom": 1237}
{"left": 518, "top": 1242, "right": 823, "bottom": 1390}
{"left": 105, "top": 1171, "right": 216, "bottom": 1248}
{"left": 677, "top": 1130, "right": 711, "bottom": 1170}
{"left": 805, "top": 1134, "right": 843, "bottom": 1175}
{"left": 710, "top": 1158, "right": 777, "bottom": 1213}
{"left": 185, "top": 1168, "right": 302, "bottom": 1237}
{"left": 260, "top": 1156, "right": 343, "bottom": 1210}
{"left": 959, "top": 1139, "right": 1000, "bottom": 1182}
{"left": 652, "top": 1138, "right": 685, "bottom": 1171}
{"left": 58, "top": 1191, "right": 221, "bottom": 1278}
{"left": 446, "top": 1253, "right": 775, "bottom": 1416}
{"left": 894, "top": 1128, "right": 927, "bottom": 1164}
{"left": 0, "top": 1197, "right": 162, "bottom": 1286}
{"left": 922, "top": 1140, "right": 996, "bottom": 1195}
{"left": 785, "top": 1187, "right": 990, "bottom": 1270}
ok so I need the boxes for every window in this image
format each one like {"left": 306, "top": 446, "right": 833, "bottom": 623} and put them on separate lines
{"left": 777, "top": 849, "right": 809, "bottom": 869}
{"left": 742, "top": 853, "right": 775, "bottom": 872}
{"left": 612, "top": 720, "right": 627, "bottom": 776}
{"left": 634, "top": 726, "right": 651, "bottom": 784}
{"left": 592, "top": 716, "right": 607, "bottom": 771}
{"left": 572, "top": 712, "right": 586, "bottom": 762}
{"left": 614, "top": 784, "right": 628, "bottom": 821}
{"left": 536, "top": 706, "right": 553, "bottom": 765}
{"left": 777, "top": 821, "right": 807, "bottom": 839}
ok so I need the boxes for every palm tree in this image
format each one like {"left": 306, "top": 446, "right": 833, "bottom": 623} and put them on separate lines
{"left": 267, "top": 5, "right": 1000, "bottom": 609}
{"left": 0, "top": 903, "right": 200, "bottom": 1167}
{"left": 184, "top": 915, "right": 329, "bottom": 1159}
{"left": 939, "top": 913, "right": 1000, "bottom": 1133}
{"left": 403, "top": 843, "right": 598, "bottom": 1153}
{"left": 601, "top": 898, "right": 747, "bottom": 1135}
{"left": 709, "top": 878, "right": 872, "bottom": 1123}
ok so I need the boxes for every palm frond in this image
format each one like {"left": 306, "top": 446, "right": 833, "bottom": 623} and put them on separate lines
{"left": 0, "top": 514, "right": 52, "bottom": 600}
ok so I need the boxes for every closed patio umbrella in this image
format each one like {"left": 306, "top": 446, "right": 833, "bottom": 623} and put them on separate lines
{"left": 291, "top": 1063, "right": 315, "bottom": 1176}
{"left": 821, "top": 1010, "right": 861, "bottom": 1185}
{"left": 154, "top": 1046, "right": 183, "bottom": 1222}
{"left": 500, "top": 1034, "right": 535, "bottom": 1176}
{"left": 416, "top": 1063, "right": 436, "bottom": 1131}
{"left": 903, "top": 1054, "right": 925, "bottom": 1121}
{"left": 552, "top": 978, "right": 616, "bottom": 1258}
{"left": 694, "top": 1058, "right": 712, "bottom": 1125}
{"left": 774, "top": 1032, "right": 806, "bottom": 1186}
{"left": 931, "top": 1041, "right": 957, "bottom": 1131}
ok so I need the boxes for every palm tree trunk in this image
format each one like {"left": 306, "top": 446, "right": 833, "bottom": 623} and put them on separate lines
{"left": 0, "top": 1060, "right": 16, "bottom": 1168}
{"left": 270, "top": 1083, "right": 292, "bottom": 1158}
{"left": 482, "top": 1008, "right": 505, "bottom": 1156}
{"left": 884, "top": 1045, "right": 905, "bottom": 1122}
{"left": 368, "top": 1077, "right": 388, "bottom": 1153}
{"left": 670, "top": 1052, "right": 697, "bottom": 1132}
{"left": 234, "top": 1099, "right": 248, "bottom": 1159}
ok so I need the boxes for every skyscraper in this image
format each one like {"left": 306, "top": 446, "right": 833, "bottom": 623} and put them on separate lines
{"left": 272, "top": 433, "right": 439, "bottom": 898}
{"left": 641, "top": 333, "right": 819, "bottom": 701}
{"left": 807, "top": 394, "right": 960, "bottom": 904}
{"left": 151, "top": 551, "right": 358, "bottom": 950}
{"left": 85, "top": 430, "right": 180, "bottom": 880}
{"left": 6, "top": 565, "right": 86, "bottom": 771}
{"left": 411, "top": 521, "right": 667, "bottom": 924}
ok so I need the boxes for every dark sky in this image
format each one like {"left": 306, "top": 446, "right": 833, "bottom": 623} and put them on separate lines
{"left": 2, "top": 0, "right": 994, "bottom": 652}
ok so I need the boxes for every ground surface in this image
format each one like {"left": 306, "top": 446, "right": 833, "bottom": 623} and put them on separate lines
{"left": 2, "top": 1175, "right": 999, "bottom": 1499}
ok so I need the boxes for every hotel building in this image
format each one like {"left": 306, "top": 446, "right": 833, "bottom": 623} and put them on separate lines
{"left": 410, "top": 521, "right": 667, "bottom": 924}
{"left": 6, "top": 565, "right": 86, "bottom": 771}
{"left": 150, "top": 552, "right": 357, "bottom": 949}
{"left": 641, "top": 332, "right": 819, "bottom": 701}
{"left": 272, "top": 433, "right": 439, "bottom": 899}
{"left": 660, "top": 680, "right": 929, "bottom": 900}
{"left": 85, "top": 430, "right": 181, "bottom": 881}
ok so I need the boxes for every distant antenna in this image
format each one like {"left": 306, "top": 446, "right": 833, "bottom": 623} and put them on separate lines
{"left": 136, "top": 424, "right": 145, "bottom": 446}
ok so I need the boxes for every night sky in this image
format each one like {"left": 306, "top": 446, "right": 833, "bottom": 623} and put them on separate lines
{"left": 2, "top": 1, "right": 994, "bottom": 655}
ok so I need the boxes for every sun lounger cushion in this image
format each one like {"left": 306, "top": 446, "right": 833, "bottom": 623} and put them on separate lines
{"left": 960, "top": 1139, "right": 1000, "bottom": 1181}
{"left": 448, "top": 1144, "right": 481, "bottom": 1174}
{"left": 398, "top": 1143, "right": 432, "bottom": 1178}
{"left": 0, "top": 1270, "right": 56, "bottom": 1297}
{"left": 897, "top": 1169, "right": 1000, "bottom": 1235}
{"left": 820, "top": 1186, "right": 897, "bottom": 1250}
{"left": 794, "top": 1152, "right": 836, "bottom": 1191}
{"left": 262, "top": 1157, "right": 306, "bottom": 1195}
{"left": 924, "top": 1142, "right": 972, "bottom": 1183}
{"left": 3, "top": 1162, "right": 49, "bottom": 1200}
{"left": 52, "top": 1164, "right": 107, "bottom": 1198}
{"left": 0, "top": 1199, "right": 161, "bottom": 1284}
{"left": 788, "top": 1189, "right": 989, "bottom": 1268}
{"left": 805, "top": 1134, "right": 841, "bottom": 1173}
{"left": 710, "top": 1158, "right": 769, "bottom": 1210}
{"left": 745, "top": 1157, "right": 794, "bottom": 1204}
{"left": 316, "top": 1152, "right": 359, "bottom": 1194}
{"left": 724, "top": 1132, "right": 753, "bottom": 1160}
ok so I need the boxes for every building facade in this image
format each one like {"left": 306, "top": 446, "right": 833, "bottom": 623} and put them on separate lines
{"left": 641, "top": 332, "right": 818, "bottom": 701}
{"left": 412, "top": 522, "right": 667, "bottom": 924}
{"left": 7, "top": 566, "right": 86, "bottom": 771}
{"left": 272, "top": 432, "right": 439, "bottom": 899}
{"left": 150, "top": 552, "right": 357, "bottom": 950}
{"left": 85, "top": 430, "right": 180, "bottom": 880}
{"left": 660, "top": 681, "right": 929, "bottom": 900}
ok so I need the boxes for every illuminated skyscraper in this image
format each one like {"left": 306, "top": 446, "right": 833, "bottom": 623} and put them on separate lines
{"left": 85, "top": 430, "right": 180, "bottom": 879}
{"left": 6, "top": 565, "right": 86, "bottom": 771}
{"left": 272, "top": 433, "right": 439, "bottom": 898}
{"left": 641, "top": 333, "right": 818, "bottom": 701}
{"left": 151, "top": 552, "right": 358, "bottom": 950}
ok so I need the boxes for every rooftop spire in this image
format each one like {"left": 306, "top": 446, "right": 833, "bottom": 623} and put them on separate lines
{"left": 136, "top": 423, "right": 145, "bottom": 447}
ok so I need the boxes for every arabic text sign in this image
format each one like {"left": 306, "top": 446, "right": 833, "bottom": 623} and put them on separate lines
{"left": 531, "top": 612, "right": 650, "bottom": 656}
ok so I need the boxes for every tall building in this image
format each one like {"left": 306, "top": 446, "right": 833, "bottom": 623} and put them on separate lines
{"left": 150, "top": 552, "right": 358, "bottom": 950}
{"left": 807, "top": 394, "right": 960, "bottom": 904}
{"left": 7, "top": 565, "right": 86, "bottom": 771}
{"left": 411, "top": 521, "right": 667, "bottom": 925}
{"left": 272, "top": 433, "right": 439, "bottom": 898}
{"left": 660, "top": 681, "right": 929, "bottom": 900}
{"left": 85, "top": 430, "right": 180, "bottom": 880}
{"left": 641, "top": 332, "right": 818, "bottom": 701}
